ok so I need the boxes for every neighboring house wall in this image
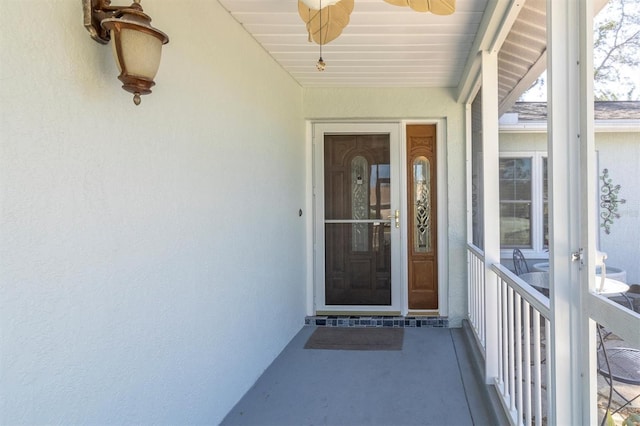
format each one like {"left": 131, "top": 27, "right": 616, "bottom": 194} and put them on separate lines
{"left": 596, "top": 131, "right": 640, "bottom": 284}
{"left": 499, "top": 130, "right": 640, "bottom": 283}
{"left": 304, "top": 88, "right": 467, "bottom": 325}
{"left": 0, "top": 1, "right": 305, "bottom": 424}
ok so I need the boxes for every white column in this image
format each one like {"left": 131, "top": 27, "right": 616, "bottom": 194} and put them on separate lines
{"left": 481, "top": 50, "right": 501, "bottom": 383}
{"left": 547, "top": 0, "right": 594, "bottom": 423}
{"left": 578, "top": 0, "right": 598, "bottom": 423}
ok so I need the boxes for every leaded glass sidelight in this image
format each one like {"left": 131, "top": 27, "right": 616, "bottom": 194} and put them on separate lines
{"left": 351, "top": 155, "right": 369, "bottom": 251}
{"left": 413, "top": 156, "right": 431, "bottom": 253}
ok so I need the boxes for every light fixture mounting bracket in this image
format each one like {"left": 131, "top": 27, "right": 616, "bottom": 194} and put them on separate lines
{"left": 83, "top": 0, "right": 145, "bottom": 44}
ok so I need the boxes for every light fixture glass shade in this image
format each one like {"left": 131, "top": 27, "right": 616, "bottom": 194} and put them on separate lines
{"left": 111, "top": 28, "right": 163, "bottom": 80}
{"left": 300, "top": 0, "right": 340, "bottom": 9}
{"left": 383, "top": 0, "right": 456, "bottom": 15}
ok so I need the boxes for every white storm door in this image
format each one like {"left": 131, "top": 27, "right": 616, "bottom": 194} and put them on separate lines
{"left": 313, "top": 122, "right": 402, "bottom": 313}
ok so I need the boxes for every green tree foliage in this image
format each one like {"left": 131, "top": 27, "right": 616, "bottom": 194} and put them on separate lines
{"left": 520, "top": 0, "right": 640, "bottom": 101}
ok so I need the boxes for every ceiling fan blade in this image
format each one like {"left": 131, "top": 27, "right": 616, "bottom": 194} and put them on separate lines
{"left": 430, "top": 0, "right": 456, "bottom": 15}
{"left": 407, "top": 0, "right": 430, "bottom": 12}
{"left": 384, "top": 0, "right": 455, "bottom": 14}
{"left": 298, "top": 0, "right": 354, "bottom": 45}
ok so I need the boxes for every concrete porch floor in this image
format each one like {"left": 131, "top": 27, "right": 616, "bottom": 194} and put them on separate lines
{"left": 222, "top": 325, "right": 503, "bottom": 426}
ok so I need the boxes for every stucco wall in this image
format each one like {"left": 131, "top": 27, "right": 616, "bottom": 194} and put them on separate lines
{"left": 499, "top": 131, "right": 547, "bottom": 151}
{"left": 0, "top": 1, "right": 305, "bottom": 424}
{"left": 304, "top": 87, "right": 468, "bottom": 326}
{"left": 596, "top": 132, "right": 640, "bottom": 283}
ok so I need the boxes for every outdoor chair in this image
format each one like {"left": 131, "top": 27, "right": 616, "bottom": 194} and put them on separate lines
{"left": 597, "top": 326, "right": 640, "bottom": 420}
{"left": 608, "top": 284, "right": 640, "bottom": 312}
{"left": 513, "top": 248, "right": 529, "bottom": 276}
{"left": 624, "top": 284, "right": 640, "bottom": 313}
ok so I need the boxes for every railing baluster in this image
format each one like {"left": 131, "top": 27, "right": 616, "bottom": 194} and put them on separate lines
{"left": 533, "top": 310, "right": 542, "bottom": 426}
{"left": 480, "top": 259, "right": 485, "bottom": 347}
{"left": 468, "top": 250, "right": 473, "bottom": 326}
{"left": 508, "top": 286, "right": 516, "bottom": 411}
{"left": 474, "top": 255, "right": 479, "bottom": 341}
{"left": 502, "top": 279, "right": 509, "bottom": 397}
{"left": 476, "top": 259, "right": 480, "bottom": 338}
{"left": 545, "top": 317, "right": 551, "bottom": 425}
{"left": 515, "top": 293, "right": 523, "bottom": 422}
{"left": 523, "top": 300, "right": 532, "bottom": 426}
{"left": 496, "top": 277, "right": 504, "bottom": 393}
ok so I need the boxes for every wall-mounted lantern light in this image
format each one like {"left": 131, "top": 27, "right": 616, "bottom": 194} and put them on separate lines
{"left": 83, "top": 0, "right": 169, "bottom": 105}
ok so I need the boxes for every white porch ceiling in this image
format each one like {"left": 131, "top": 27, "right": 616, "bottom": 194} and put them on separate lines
{"left": 217, "top": 0, "right": 490, "bottom": 88}
{"left": 216, "top": 0, "right": 561, "bottom": 109}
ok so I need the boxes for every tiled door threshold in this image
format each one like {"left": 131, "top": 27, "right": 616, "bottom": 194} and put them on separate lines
{"left": 305, "top": 315, "right": 449, "bottom": 328}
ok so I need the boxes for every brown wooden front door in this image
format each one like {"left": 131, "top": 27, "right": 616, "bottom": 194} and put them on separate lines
{"left": 324, "top": 134, "right": 392, "bottom": 305}
{"left": 406, "top": 124, "right": 438, "bottom": 309}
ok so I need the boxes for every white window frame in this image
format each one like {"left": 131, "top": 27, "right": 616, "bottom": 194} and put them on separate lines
{"left": 499, "top": 151, "right": 548, "bottom": 259}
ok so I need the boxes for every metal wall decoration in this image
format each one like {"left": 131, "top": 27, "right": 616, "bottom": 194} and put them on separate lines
{"left": 600, "top": 168, "right": 626, "bottom": 235}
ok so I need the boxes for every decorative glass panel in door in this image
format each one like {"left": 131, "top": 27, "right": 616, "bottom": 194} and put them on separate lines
{"left": 413, "top": 156, "right": 431, "bottom": 253}
{"left": 406, "top": 124, "right": 438, "bottom": 310}
{"left": 324, "top": 134, "right": 391, "bottom": 305}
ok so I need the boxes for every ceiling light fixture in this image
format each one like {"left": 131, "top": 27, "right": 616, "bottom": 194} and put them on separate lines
{"left": 317, "top": 0, "right": 325, "bottom": 71}
{"left": 83, "top": 0, "right": 169, "bottom": 105}
{"left": 300, "top": 0, "right": 340, "bottom": 9}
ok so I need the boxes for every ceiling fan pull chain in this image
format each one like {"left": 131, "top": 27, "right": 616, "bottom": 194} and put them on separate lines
{"left": 306, "top": 7, "right": 312, "bottom": 42}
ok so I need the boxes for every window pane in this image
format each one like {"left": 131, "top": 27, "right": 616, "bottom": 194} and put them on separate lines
{"left": 500, "top": 158, "right": 532, "bottom": 200}
{"left": 500, "top": 202, "right": 532, "bottom": 247}
{"left": 370, "top": 164, "right": 390, "bottom": 220}
{"left": 500, "top": 157, "right": 533, "bottom": 248}
{"left": 514, "top": 181, "right": 532, "bottom": 200}
{"left": 500, "top": 181, "right": 516, "bottom": 200}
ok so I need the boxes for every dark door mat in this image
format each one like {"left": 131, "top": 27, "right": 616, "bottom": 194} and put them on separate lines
{"left": 304, "top": 327, "right": 404, "bottom": 351}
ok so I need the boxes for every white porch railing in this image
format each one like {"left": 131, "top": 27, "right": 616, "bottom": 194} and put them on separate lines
{"left": 467, "top": 244, "right": 552, "bottom": 426}
{"left": 467, "top": 244, "right": 486, "bottom": 353}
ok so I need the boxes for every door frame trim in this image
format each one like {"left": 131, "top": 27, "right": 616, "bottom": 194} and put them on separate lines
{"left": 304, "top": 120, "right": 448, "bottom": 317}
{"left": 399, "top": 119, "right": 449, "bottom": 317}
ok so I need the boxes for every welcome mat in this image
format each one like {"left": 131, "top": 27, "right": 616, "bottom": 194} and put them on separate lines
{"left": 304, "top": 327, "right": 404, "bottom": 351}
